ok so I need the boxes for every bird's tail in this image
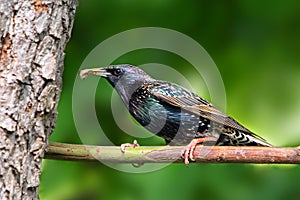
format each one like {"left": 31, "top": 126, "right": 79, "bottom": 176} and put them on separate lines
{"left": 247, "top": 134, "right": 273, "bottom": 147}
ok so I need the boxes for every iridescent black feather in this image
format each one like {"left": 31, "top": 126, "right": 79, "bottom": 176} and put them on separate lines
{"left": 79, "top": 64, "right": 272, "bottom": 147}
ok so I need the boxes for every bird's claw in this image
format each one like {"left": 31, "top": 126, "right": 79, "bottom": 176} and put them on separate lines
{"left": 120, "top": 140, "right": 143, "bottom": 168}
{"left": 120, "top": 140, "right": 140, "bottom": 153}
{"left": 131, "top": 163, "right": 144, "bottom": 168}
{"left": 182, "top": 140, "right": 198, "bottom": 165}
{"left": 182, "top": 137, "right": 217, "bottom": 165}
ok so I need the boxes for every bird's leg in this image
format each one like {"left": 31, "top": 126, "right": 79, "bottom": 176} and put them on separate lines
{"left": 120, "top": 139, "right": 140, "bottom": 153}
{"left": 183, "top": 137, "right": 217, "bottom": 165}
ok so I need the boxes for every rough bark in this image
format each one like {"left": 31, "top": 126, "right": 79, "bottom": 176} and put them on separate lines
{"left": 0, "top": 1, "right": 77, "bottom": 199}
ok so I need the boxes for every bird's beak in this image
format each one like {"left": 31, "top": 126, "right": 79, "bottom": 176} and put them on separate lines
{"left": 78, "top": 68, "right": 110, "bottom": 79}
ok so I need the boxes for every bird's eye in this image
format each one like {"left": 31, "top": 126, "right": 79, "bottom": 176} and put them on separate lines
{"left": 113, "top": 68, "right": 122, "bottom": 76}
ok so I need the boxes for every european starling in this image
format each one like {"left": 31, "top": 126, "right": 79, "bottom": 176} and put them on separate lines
{"left": 79, "top": 64, "right": 272, "bottom": 164}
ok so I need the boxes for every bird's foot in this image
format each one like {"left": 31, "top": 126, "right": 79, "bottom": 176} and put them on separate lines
{"left": 120, "top": 139, "right": 140, "bottom": 153}
{"left": 182, "top": 137, "right": 217, "bottom": 165}
{"left": 120, "top": 140, "right": 143, "bottom": 168}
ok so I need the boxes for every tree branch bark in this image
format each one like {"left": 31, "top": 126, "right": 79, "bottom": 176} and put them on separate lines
{"left": 45, "top": 142, "right": 300, "bottom": 164}
{"left": 0, "top": 1, "right": 77, "bottom": 199}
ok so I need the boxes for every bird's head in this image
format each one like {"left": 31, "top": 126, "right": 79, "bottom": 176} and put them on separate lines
{"left": 79, "top": 64, "right": 153, "bottom": 105}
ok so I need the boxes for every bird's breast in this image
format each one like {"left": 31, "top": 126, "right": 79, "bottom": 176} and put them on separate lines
{"left": 128, "top": 86, "right": 214, "bottom": 144}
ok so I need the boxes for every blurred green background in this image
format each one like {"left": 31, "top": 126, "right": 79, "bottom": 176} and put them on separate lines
{"left": 40, "top": 0, "right": 300, "bottom": 199}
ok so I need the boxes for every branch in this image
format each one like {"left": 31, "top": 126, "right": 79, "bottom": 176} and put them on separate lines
{"left": 45, "top": 142, "right": 300, "bottom": 164}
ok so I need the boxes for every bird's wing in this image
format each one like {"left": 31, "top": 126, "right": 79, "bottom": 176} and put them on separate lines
{"left": 148, "top": 83, "right": 252, "bottom": 133}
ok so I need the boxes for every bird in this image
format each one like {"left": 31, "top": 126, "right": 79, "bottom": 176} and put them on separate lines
{"left": 79, "top": 64, "right": 272, "bottom": 164}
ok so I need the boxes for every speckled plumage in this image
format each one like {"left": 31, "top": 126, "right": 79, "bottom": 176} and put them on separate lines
{"left": 79, "top": 64, "right": 272, "bottom": 164}
{"left": 128, "top": 80, "right": 270, "bottom": 147}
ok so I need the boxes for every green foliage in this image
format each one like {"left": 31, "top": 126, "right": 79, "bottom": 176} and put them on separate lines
{"left": 41, "top": 1, "right": 300, "bottom": 199}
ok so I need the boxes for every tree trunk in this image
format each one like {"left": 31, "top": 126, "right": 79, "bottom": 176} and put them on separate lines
{"left": 0, "top": 0, "right": 77, "bottom": 199}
